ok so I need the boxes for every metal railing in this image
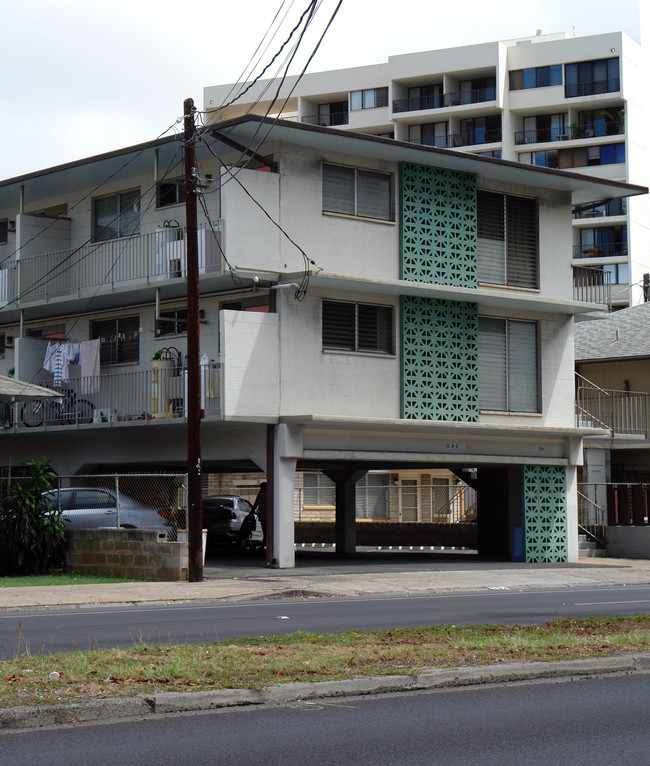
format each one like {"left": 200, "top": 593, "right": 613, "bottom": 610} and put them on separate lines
{"left": 294, "top": 484, "right": 477, "bottom": 523}
{"left": 0, "top": 472, "right": 188, "bottom": 541}
{"left": 514, "top": 121, "right": 624, "bottom": 145}
{"left": 301, "top": 113, "right": 349, "bottom": 126}
{"left": 12, "top": 223, "right": 223, "bottom": 305}
{"left": 410, "top": 130, "right": 501, "bottom": 149}
{"left": 573, "top": 200, "right": 626, "bottom": 219}
{"left": 393, "top": 87, "right": 495, "bottom": 113}
{"left": 576, "top": 373, "right": 648, "bottom": 437}
{"left": 8, "top": 362, "right": 222, "bottom": 430}
{"left": 565, "top": 78, "right": 620, "bottom": 98}
{"left": 573, "top": 242, "right": 627, "bottom": 259}
{"left": 572, "top": 266, "right": 612, "bottom": 306}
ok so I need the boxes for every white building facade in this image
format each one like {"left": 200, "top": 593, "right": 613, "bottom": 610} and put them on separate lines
{"left": 0, "top": 116, "right": 644, "bottom": 566}
{"left": 205, "top": 31, "right": 647, "bottom": 309}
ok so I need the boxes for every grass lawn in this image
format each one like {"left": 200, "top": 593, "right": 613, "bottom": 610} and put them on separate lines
{"left": 1, "top": 616, "right": 649, "bottom": 708}
{"left": 0, "top": 574, "right": 138, "bottom": 588}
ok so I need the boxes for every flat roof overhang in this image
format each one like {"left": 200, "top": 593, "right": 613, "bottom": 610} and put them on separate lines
{"left": 288, "top": 271, "right": 606, "bottom": 316}
{"left": 0, "top": 116, "right": 645, "bottom": 211}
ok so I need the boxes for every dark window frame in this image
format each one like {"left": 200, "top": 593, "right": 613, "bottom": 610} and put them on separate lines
{"left": 0, "top": 219, "right": 8, "bottom": 244}
{"left": 91, "top": 315, "right": 140, "bottom": 365}
{"left": 156, "top": 179, "right": 186, "bottom": 208}
{"left": 156, "top": 308, "right": 188, "bottom": 336}
{"left": 322, "top": 163, "right": 394, "bottom": 222}
{"left": 509, "top": 65, "right": 562, "bottom": 91}
{"left": 93, "top": 189, "right": 140, "bottom": 242}
{"left": 350, "top": 87, "right": 389, "bottom": 110}
{"left": 322, "top": 300, "right": 394, "bottom": 355}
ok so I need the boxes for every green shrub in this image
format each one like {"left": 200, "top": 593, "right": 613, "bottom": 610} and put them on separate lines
{"left": 0, "top": 459, "right": 67, "bottom": 575}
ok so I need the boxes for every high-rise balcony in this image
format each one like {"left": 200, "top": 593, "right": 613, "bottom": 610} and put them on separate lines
{"left": 573, "top": 266, "right": 611, "bottom": 307}
{"left": 393, "top": 86, "right": 496, "bottom": 113}
{"left": 572, "top": 242, "right": 627, "bottom": 259}
{"left": 515, "top": 121, "right": 624, "bottom": 145}
{"left": 301, "top": 112, "right": 349, "bottom": 126}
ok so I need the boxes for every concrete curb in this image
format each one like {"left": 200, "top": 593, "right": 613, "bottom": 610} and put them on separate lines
{"left": 2, "top": 653, "right": 649, "bottom": 731}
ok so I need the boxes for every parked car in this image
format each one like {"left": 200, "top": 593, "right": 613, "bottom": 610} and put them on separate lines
{"left": 202, "top": 495, "right": 263, "bottom": 547}
{"left": 42, "top": 487, "right": 173, "bottom": 535}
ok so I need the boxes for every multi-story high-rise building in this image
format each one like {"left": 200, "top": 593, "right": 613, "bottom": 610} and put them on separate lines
{"left": 205, "top": 31, "right": 647, "bottom": 309}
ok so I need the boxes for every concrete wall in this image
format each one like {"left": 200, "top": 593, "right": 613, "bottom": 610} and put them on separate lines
{"left": 65, "top": 529, "right": 188, "bottom": 581}
{"left": 606, "top": 526, "right": 650, "bottom": 559}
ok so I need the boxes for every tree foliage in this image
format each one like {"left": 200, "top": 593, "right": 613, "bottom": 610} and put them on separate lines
{"left": 0, "top": 459, "right": 67, "bottom": 575}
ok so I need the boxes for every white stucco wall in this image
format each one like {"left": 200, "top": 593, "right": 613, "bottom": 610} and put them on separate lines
{"left": 220, "top": 309, "right": 280, "bottom": 419}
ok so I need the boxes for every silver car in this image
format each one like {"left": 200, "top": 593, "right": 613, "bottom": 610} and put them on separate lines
{"left": 42, "top": 487, "right": 172, "bottom": 534}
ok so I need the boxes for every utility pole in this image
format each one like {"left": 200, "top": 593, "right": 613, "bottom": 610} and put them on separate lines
{"left": 184, "top": 97, "right": 203, "bottom": 582}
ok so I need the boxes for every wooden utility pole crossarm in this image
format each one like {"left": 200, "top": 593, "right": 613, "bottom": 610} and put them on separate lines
{"left": 184, "top": 97, "right": 203, "bottom": 582}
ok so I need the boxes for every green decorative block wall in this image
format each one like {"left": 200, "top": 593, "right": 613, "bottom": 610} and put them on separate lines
{"left": 522, "top": 466, "right": 568, "bottom": 563}
{"left": 400, "top": 162, "right": 477, "bottom": 288}
{"left": 401, "top": 296, "right": 479, "bottom": 421}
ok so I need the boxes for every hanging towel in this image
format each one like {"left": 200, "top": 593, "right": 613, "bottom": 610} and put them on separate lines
{"left": 80, "top": 339, "right": 101, "bottom": 394}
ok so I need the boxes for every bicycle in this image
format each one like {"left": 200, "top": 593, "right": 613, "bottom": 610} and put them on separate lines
{"left": 21, "top": 387, "right": 93, "bottom": 428}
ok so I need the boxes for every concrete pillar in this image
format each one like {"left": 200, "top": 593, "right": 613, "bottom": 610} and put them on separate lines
{"left": 566, "top": 465, "right": 579, "bottom": 563}
{"left": 268, "top": 423, "right": 301, "bottom": 568}
{"left": 324, "top": 468, "right": 367, "bottom": 555}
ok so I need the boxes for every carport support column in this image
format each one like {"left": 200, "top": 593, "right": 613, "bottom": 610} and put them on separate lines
{"left": 268, "top": 424, "right": 300, "bottom": 569}
{"left": 324, "top": 469, "right": 367, "bottom": 555}
{"left": 566, "top": 465, "right": 579, "bottom": 563}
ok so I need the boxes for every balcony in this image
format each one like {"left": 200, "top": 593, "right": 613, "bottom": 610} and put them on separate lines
{"left": 301, "top": 112, "right": 349, "bottom": 126}
{"left": 576, "top": 374, "right": 648, "bottom": 439}
{"left": 565, "top": 78, "right": 620, "bottom": 98}
{"left": 410, "top": 130, "right": 501, "bottom": 149}
{"left": 515, "top": 121, "right": 624, "bottom": 145}
{"left": 393, "top": 86, "right": 495, "bottom": 113}
{"left": 6, "top": 362, "right": 222, "bottom": 431}
{"left": 573, "top": 242, "right": 627, "bottom": 259}
{"left": 573, "top": 266, "right": 611, "bottom": 307}
{"left": 6, "top": 224, "right": 223, "bottom": 308}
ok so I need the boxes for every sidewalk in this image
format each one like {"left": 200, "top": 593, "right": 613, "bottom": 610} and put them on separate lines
{"left": 2, "top": 551, "right": 650, "bottom": 610}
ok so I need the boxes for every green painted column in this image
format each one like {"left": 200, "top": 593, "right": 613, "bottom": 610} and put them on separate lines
{"left": 522, "top": 465, "right": 568, "bottom": 562}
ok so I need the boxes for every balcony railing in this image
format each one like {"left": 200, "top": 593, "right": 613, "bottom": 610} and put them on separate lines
{"left": 565, "top": 78, "right": 620, "bottom": 98}
{"left": 410, "top": 130, "right": 501, "bottom": 149}
{"left": 393, "top": 87, "right": 495, "bottom": 113}
{"left": 515, "top": 121, "right": 624, "bottom": 145}
{"left": 7, "top": 362, "right": 222, "bottom": 431}
{"left": 573, "top": 242, "right": 627, "bottom": 259}
{"left": 576, "top": 373, "right": 648, "bottom": 438}
{"left": 13, "top": 224, "right": 223, "bottom": 305}
{"left": 301, "top": 113, "right": 349, "bottom": 126}
{"left": 573, "top": 200, "right": 626, "bottom": 219}
{"left": 573, "top": 266, "right": 612, "bottom": 307}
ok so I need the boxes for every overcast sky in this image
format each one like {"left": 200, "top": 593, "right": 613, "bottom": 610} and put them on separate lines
{"left": 0, "top": 0, "right": 641, "bottom": 180}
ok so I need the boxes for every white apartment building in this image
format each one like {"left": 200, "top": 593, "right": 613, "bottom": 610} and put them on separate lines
{"left": 205, "top": 30, "right": 647, "bottom": 309}
{"left": 0, "top": 115, "right": 644, "bottom": 566}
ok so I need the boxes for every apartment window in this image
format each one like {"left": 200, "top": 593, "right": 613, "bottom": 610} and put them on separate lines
{"left": 479, "top": 318, "right": 539, "bottom": 413}
{"left": 322, "top": 163, "right": 393, "bottom": 221}
{"left": 93, "top": 190, "right": 140, "bottom": 242}
{"left": 460, "top": 115, "right": 501, "bottom": 145}
{"left": 602, "top": 263, "right": 629, "bottom": 285}
{"left": 350, "top": 87, "right": 388, "bottom": 110}
{"left": 573, "top": 199, "right": 626, "bottom": 219}
{"left": 406, "top": 84, "right": 442, "bottom": 111}
{"left": 322, "top": 300, "right": 394, "bottom": 354}
{"left": 578, "top": 109, "right": 624, "bottom": 138}
{"left": 318, "top": 101, "right": 348, "bottom": 126}
{"left": 509, "top": 65, "right": 562, "bottom": 90}
{"left": 409, "top": 122, "right": 449, "bottom": 147}
{"left": 157, "top": 179, "right": 185, "bottom": 208}
{"left": 156, "top": 309, "right": 188, "bottom": 336}
{"left": 302, "top": 472, "right": 335, "bottom": 505}
{"left": 565, "top": 58, "right": 619, "bottom": 98}
{"left": 91, "top": 315, "right": 140, "bottom": 365}
{"left": 518, "top": 143, "right": 624, "bottom": 168}
{"left": 0, "top": 220, "right": 7, "bottom": 244}
{"left": 518, "top": 114, "right": 568, "bottom": 144}
{"left": 477, "top": 191, "right": 538, "bottom": 288}
{"left": 578, "top": 227, "right": 627, "bottom": 258}
{"left": 458, "top": 77, "right": 496, "bottom": 103}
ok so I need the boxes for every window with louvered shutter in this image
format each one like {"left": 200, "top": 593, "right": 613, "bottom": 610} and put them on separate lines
{"left": 322, "top": 163, "right": 393, "bottom": 221}
{"left": 322, "top": 300, "right": 393, "bottom": 354}
{"left": 477, "top": 190, "right": 538, "bottom": 288}
{"left": 479, "top": 317, "right": 539, "bottom": 412}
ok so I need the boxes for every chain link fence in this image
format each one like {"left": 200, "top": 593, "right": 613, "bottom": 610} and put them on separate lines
{"left": 0, "top": 473, "right": 187, "bottom": 541}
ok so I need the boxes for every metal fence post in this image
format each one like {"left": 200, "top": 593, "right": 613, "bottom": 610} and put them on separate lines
{"left": 115, "top": 474, "right": 120, "bottom": 529}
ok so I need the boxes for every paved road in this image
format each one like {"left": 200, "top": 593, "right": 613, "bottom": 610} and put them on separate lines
{"left": 3, "top": 584, "right": 650, "bottom": 655}
{"left": 2, "top": 674, "right": 649, "bottom": 765}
